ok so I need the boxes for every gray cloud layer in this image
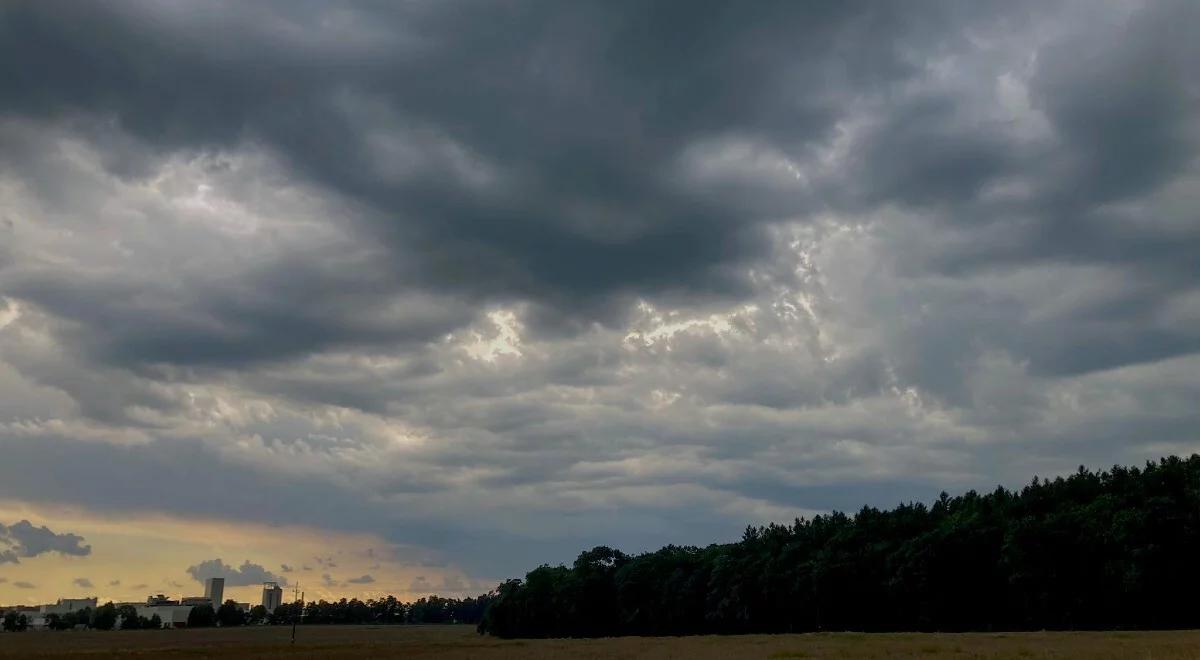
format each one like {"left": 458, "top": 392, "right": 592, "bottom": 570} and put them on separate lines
{"left": 0, "top": 520, "right": 92, "bottom": 564}
{"left": 1, "top": 0, "right": 1198, "bottom": 582}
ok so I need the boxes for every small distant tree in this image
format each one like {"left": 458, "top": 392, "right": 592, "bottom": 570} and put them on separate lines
{"left": 118, "top": 604, "right": 140, "bottom": 630}
{"left": 148, "top": 614, "right": 163, "bottom": 629}
{"left": 248, "top": 605, "right": 268, "bottom": 624}
{"left": 73, "top": 607, "right": 93, "bottom": 628}
{"left": 216, "top": 600, "right": 244, "bottom": 627}
{"left": 48, "top": 609, "right": 87, "bottom": 630}
{"left": 92, "top": 602, "right": 118, "bottom": 631}
{"left": 187, "top": 604, "right": 216, "bottom": 628}
{"left": 270, "top": 602, "right": 296, "bottom": 625}
{"left": 3, "top": 611, "right": 28, "bottom": 632}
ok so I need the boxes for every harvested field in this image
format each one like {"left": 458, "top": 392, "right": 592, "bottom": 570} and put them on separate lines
{"left": 3, "top": 625, "right": 1200, "bottom": 659}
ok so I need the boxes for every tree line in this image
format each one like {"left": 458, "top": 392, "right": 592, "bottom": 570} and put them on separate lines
{"left": 272, "top": 594, "right": 492, "bottom": 626}
{"left": 2, "top": 597, "right": 494, "bottom": 633}
{"left": 480, "top": 455, "right": 1200, "bottom": 637}
{"left": 0, "top": 594, "right": 493, "bottom": 631}
{"left": 1, "top": 604, "right": 160, "bottom": 632}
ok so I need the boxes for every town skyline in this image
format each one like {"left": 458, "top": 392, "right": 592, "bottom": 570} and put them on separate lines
{"left": 0, "top": 505, "right": 481, "bottom": 606}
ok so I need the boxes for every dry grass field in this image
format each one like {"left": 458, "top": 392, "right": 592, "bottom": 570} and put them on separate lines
{"left": 3, "top": 625, "right": 1200, "bottom": 659}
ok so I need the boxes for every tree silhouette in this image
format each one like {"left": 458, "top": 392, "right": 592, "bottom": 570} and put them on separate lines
{"left": 481, "top": 455, "right": 1200, "bottom": 638}
{"left": 216, "top": 600, "right": 245, "bottom": 627}
{"left": 187, "top": 604, "right": 216, "bottom": 628}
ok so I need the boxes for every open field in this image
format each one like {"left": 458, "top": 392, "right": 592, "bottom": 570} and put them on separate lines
{"left": 4, "top": 625, "right": 1200, "bottom": 659}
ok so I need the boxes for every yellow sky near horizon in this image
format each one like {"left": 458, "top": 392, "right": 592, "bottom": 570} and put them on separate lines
{"left": 0, "top": 501, "right": 484, "bottom": 607}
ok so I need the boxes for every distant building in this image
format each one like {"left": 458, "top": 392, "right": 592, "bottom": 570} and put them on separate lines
{"left": 179, "top": 596, "right": 213, "bottom": 607}
{"left": 21, "top": 598, "right": 99, "bottom": 629}
{"left": 134, "top": 605, "right": 194, "bottom": 628}
{"left": 204, "top": 577, "right": 225, "bottom": 607}
{"left": 40, "top": 598, "right": 97, "bottom": 615}
{"left": 146, "top": 594, "right": 179, "bottom": 606}
{"left": 261, "top": 582, "right": 283, "bottom": 612}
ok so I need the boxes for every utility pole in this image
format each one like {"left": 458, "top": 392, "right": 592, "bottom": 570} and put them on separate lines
{"left": 291, "top": 584, "right": 301, "bottom": 645}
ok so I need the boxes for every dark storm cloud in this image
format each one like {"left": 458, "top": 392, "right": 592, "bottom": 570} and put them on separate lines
{"left": 5, "top": 258, "right": 475, "bottom": 370}
{"left": 0, "top": 1, "right": 1011, "bottom": 343}
{"left": 0, "top": 520, "right": 91, "bottom": 564}
{"left": 0, "top": 0, "right": 1189, "bottom": 383}
{"left": 1031, "top": 0, "right": 1198, "bottom": 208}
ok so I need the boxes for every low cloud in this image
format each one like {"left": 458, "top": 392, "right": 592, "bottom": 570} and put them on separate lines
{"left": 409, "top": 576, "right": 430, "bottom": 592}
{"left": 345, "top": 574, "right": 375, "bottom": 585}
{"left": 408, "top": 574, "right": 469, "bottom": 593}
{"left": 72, "top": 577, "right": 94, "bottom": 589}
{"left": 440, "top": 575, "right": 467, "bottom": 591}
{"left": 280, "top": 564, "right": 294, "bottom": 573}
{"left": 186, "top": 558, "right": 285, "bottom": 587}
{"left": 108, "top": 580, "right": 121, "bottom": 587}
{"left": 0, "top": 520, "right": 91, "bottom": 564}
{"left": 13, "top": 581, "right": 36, "bottom": 589}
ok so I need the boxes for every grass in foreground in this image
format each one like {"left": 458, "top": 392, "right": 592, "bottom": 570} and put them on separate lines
{"left": 3, "top": 625, "right": 1200, "bottom": 659}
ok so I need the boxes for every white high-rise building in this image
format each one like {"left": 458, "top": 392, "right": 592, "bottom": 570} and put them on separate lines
{"left": 204, "top": 577, "right": 225, "bottom": 607}
{"left": 262, "top": 582, "right": 283, "bottom": 612}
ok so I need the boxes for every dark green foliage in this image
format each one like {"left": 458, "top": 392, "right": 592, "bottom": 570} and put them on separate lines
{"left": 43, "top": 607, "right": 91, "bottom": 630}
{"left": 269, "top": 601, "right": 299, "bottom": 625}
{"left": 117, "top": 604, "right": 140, "bottom": 630}
{"left": 285, "top": 594, "right": 492, "bottom": 626}
{"left": 186, "top": 604, "right": 216, "bottom": 628}
{"left": 2, "top": 611, "right": 29, "bottom": 632}
{"left": 113, "top": 604, "right": 160, "bottom": 630}
{"left": 259, "top": 594, "right": 490, "bottom": 627}
{"left": 481, "top": 455, "right": 1200, "bottom": 638}
{"left": 7, "top": 596, "right": 490, "bottom": 633}
{"left": 216, "top": 599, "right": 245, "bottom": 627}
{"left": 91, "top": 602, "right": 118, "bottom": 631}
{"left": 248, "top": 604, "right": 268, "bottom": 624}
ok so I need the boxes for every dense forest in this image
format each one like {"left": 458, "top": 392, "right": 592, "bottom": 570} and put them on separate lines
{"left": 480, "top": 455, "right": 1200, "bottom": 637}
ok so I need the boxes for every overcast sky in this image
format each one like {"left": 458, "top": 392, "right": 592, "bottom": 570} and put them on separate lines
{"left": 1, "top": 0, "right": 1198, "bottom": 604}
